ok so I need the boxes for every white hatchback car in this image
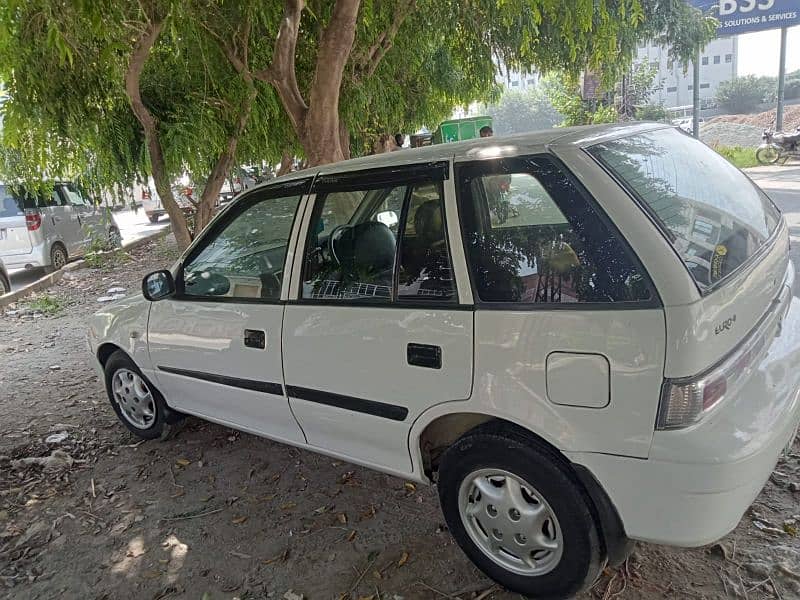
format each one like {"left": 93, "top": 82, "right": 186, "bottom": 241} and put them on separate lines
{"left": 88, "top": 123, "right": 800, "bottom": 598}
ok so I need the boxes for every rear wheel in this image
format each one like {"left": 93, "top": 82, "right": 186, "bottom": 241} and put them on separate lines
{"left": 148, "top": 214, "right": 160, "bottom": 224}
{"left": 107, "top": 226, "right": 122, "bottom": 249}
{"left": 44, "top": 243, "right": 67, "bottom": 273}
{"left": 0, "top": 271, "right": 9, "bottom": 295}
{"left": 756, "top": 145, "right": 780, "bottom": 165}
{"left": 438, "top": 423, "right": 605, "bottom": 598}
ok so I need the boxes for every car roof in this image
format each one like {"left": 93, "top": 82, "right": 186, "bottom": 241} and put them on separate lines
{"left": 272, "top": 122, "right": 670, "bottom": 185}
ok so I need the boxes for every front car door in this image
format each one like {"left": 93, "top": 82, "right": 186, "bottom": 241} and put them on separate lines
{"left": 146, "top": 178, "right": 312, "bottom": 444}
{"left": 282, "top": 162, "right": 474, "bottom": 475}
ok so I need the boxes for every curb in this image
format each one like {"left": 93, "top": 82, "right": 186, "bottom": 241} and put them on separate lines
{"left": 0, "top": 227, "right": 172, "bottom": 308}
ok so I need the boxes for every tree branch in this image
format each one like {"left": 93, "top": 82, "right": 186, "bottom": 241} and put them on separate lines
{"left": 124, "top": 19, "right": 163, "bottom": 137}
{"left": 359, "top": 0, "right": 415, "bottom": 79}
{"left": 254, "top": 0, "right": 308, "bottom": 131}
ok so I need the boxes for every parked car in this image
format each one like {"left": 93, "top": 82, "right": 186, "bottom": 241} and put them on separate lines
{"left": 88, "top": 123, "right": 800, "bottom": 599}
{"left": 0, "top": 182, "right": 121, "bottom": 273}
{"left": 0, "top": 257, "right": 9, "bottom": 295}
{"left": 138, "top": 179, "right": 196, "bottom": 224}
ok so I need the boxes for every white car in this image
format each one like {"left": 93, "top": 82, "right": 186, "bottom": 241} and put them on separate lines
{"left": 1, "top": 182, "right": 121, "bottom": 272}
{"left": 87, "top": 123, "right": 800, "bottom": 599}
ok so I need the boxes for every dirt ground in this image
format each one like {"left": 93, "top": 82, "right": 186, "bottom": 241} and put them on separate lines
{"left": 1, "top": 236, "right": 799, "bottom": 600}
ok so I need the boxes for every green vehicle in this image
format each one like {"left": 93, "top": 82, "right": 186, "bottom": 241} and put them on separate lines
{"left": 432, "top": 116, "right": 493, "bottom": 144}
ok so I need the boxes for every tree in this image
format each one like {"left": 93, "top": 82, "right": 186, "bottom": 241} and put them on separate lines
{"left": 0, "top": 0, "right": 716, "bottom": 250}
{"left": 716, "top": 75, "right": 770, "bottom": 114}
{"left": 486, "top": 88, "right": 562, "bottom": 134}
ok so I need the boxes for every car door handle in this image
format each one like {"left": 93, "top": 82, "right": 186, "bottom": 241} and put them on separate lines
{"left": 244, "top": 329, "right": 266, "bottom": 349}
{"left": 407, "top": 343, "right": 442, "bottom": 369}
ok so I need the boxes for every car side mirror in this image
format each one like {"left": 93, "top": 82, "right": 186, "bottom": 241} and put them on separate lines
{"left": 142, "top": 270, "right": 175, "bottom": 301}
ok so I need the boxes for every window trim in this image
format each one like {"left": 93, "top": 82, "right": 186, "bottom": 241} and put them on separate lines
{"left": 295, "top": 163, "right": 461, "bottom": 308}
{"left": 454, "top": 153, "right": 662, "bottom": 311}
{"left": 173, "top": 177, "right": 313, "bottom": 305}
{"left": 585, "top": 141, "right": 783, "bottom": 297}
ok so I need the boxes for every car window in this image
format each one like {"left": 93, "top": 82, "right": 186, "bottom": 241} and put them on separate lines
{"left": 182, "top": 191, "right": 303, "bottom": 300}
{"left": 0, "top": 187, "right": 25, "bottom": 217}
{"left": 62, "top": 184, "right": 88, "bottom": 207}
{"left": 302, "top": 186, "right": 406, "bottom": 301}
{"left": 589, "top": 128, "right": 781, "bottom": 290}
{"left": 397, "top": 183, "right": 456, "bottom": 300}
{"left": 458, "top": 156, "right": 652, "bottom": 304}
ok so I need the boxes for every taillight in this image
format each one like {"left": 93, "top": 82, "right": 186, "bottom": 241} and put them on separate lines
{"left": 656, "top": 314, "right": 771, "bottom": 430}
{"left": 25, "top": 210, "right": 42, "bottom": 231}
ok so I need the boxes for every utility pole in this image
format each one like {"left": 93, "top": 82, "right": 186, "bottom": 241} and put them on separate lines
{"left": 692, "top": 46, "right": 701, "bottom": 138}
{"left": 776, "top": 27, "right": 787, "bottom": 131}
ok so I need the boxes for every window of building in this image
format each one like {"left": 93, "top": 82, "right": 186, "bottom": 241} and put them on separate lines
{"left": 701, "top": 56, "right": 709, "bottom": 65}
{"left": 667, "top": 86, "right": 677, "bottom": 93}
{"left": 527, "top": 78, "right": 536, "bottom": 85}
{"left": 511, "top": 81, "right": 519, "bottom": 87}
{"left": 700, "top": 83, "right": 710, "bottom": 89}
{"left": 725, "top": 54, "right": 732, "bottom": 63}
{"left": 714, "top": 55, "right": 720, "bottom": 64}
{"left": 688, "top": 84, "right": 693, "bottom": 91}
{"left": 650, "top": 61, "right": 659, "bottom": 70}
{"left": 458, "top": 157, "right": 652, "bottom": 304}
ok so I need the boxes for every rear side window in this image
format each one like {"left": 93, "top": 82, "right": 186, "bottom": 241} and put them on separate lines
{"left": 589, "top": 128, "right": 780, "bottom": 290}
{"left": 301, "top": 177, "right": 456, "bottom": 302}
{"left": 0, "top": 186, "right": 39, "bottom": 217}
{"left": 458, "top": 156, "right": 653, "bottom": 305}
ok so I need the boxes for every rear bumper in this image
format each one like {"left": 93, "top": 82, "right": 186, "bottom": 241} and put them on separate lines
{"left": 1, "top": 242, "right": 48, "bottom": 269}
{"left": 569, "top": 293, "right": 800, "bottom": 547}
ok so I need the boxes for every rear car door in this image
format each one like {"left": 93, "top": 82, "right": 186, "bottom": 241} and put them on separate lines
{"left": 456, "top": 155, "right": 666, "bottom": 458}
{"left": 60, "top": 183, "right": 102, "bottom": 253}
{"left": 147, "top": 179, "right": 311, "bottom": 444}
{"left": 282, "top": 163, "right": 474, "bottom": 474}
{"left": 55, "top": 184, "right": 88, "bottom": 255}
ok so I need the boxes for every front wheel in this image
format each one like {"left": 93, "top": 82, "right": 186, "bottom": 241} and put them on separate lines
{"left": 756, "top": 144, "right": 781, "bottom": 165}
{"left": 103, "top": 350, "right": 183, "bottom": 439}
{"left": 107, "top": 226, "right": 122, "bottom": 249}
{"left": 438, "top": 423, "right": 605, "bottom": 598}
{"left": 148, "top": 214, "right": 160, "bottom": 224}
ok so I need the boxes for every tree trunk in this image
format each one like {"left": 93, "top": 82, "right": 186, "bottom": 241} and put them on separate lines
{"left": 195, "top": 83, "right": 257, "bottom": 232}
{"left": 277, "top": 151, "right": 294, "bottom": 176}
{"left": 124, "top": 18, "right": 193, "bottom": 250}
{"left": 302, "top": 0, "right": 361, "bottom": 166}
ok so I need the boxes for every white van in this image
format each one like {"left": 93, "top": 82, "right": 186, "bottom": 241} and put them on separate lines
{"left": 0, "top": 182, "right": 120, "bottom": 272}
{"left": 87, "top": 123, "right": 800, "bottom": 598}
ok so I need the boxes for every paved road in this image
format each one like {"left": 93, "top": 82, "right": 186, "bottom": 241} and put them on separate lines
{"left": 745, "top": 164, "right": 800, "bottom": 284}
{"left": 8, "top": 208, "right": 170, "bottom": 291}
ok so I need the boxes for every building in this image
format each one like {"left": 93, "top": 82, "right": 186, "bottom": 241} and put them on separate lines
{"left": 636, "top": 37, "right": 738, "bottom": 109}
{"left": 496, "top": 64, "right": 540, "bottom": 91}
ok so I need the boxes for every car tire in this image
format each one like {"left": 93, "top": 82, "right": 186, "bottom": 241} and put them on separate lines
{"left": 43, "top": 243, "right": 68, "bottom": 274}
{"left": 103, "top": 350, "right": 183, "bottom": 439}
{"left": 0, "top": 272, "right": 9, "bottom": 296}
{"left": 107, "top": 226, "right": 122, "bottom": 249}
{"left": 437, "top": 422, "right": 605, "bottom": 599}
{"left": 148, "top": 214, "right": 160, "bottom": 224}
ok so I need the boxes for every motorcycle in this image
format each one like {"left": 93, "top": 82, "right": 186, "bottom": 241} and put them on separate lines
{"left": 756, "top": 122, "right": 800, "bottom": 165}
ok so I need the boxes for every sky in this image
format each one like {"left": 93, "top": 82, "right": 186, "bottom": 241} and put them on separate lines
{"left": 737, "top": 26, "right": 800, "bottom": 76}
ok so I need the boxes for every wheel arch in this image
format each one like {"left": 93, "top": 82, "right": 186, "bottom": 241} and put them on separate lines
{"left": 97, "top": 342, "right": 126, "bottom": 367}
{"left": 412, "top": 411, "right": 632, "bottom": 567}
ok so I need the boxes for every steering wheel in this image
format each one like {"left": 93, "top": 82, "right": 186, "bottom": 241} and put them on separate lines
{"left": 328, "top": 224, "right": 352, "bottom": 266}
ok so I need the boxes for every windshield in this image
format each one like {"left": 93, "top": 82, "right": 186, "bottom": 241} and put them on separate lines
{"left": 589, "top": 128, "right": 780, "bottom": 291}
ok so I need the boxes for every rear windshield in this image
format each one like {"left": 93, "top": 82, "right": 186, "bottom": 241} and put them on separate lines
{"left": 589, "top": 128, "right": 780, "bottom": 291}
{"left": 0, "top": 185, "right": 39, "bottom": 218}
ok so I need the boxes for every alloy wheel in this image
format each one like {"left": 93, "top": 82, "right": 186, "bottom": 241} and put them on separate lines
{"left": 458, "top": 468, "right": 563, "bottom": 576}
{"left": 111, "top": 368, "right": 157, "bottom": 430}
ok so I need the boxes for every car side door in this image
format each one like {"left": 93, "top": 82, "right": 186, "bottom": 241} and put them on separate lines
{"left": 146, "top": 179, "right": 311, "bottom": 444}
{"left": 51, "top": 185, "right": 84, "bottom": 256}
{"left": 282, "top": 163, "right": 474, "bottom": 475}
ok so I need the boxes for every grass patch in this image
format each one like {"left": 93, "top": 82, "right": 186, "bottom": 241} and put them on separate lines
{"left": 26, "top": 294, "right": 64, "bottom": 315}
{"left": 713, "top": 145, "right": 759, "bottom": 169}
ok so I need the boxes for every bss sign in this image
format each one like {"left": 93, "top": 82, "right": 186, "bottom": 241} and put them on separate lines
{"left": 689, "top": 0, "right": 799, "bottom": 35}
